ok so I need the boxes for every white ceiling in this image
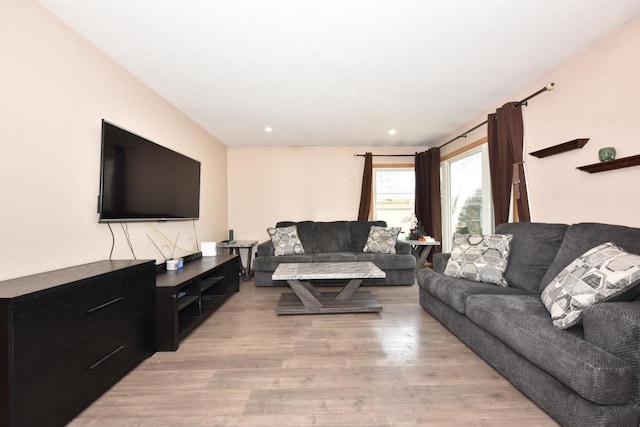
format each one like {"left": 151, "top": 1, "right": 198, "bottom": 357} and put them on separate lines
{"left": 38, "top": 0, "right": 640, "bottom": 147}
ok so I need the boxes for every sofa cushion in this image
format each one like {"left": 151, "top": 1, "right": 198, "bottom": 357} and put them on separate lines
{"left": 313, "top": 221, "right": 351, "bottom": 253}
{"left": 541, "top": 242, "right": 640, "bottom": 329}
{"left": 276, "top": 221, "right": 315, "bottom": 253}
{"left": 540, "top": 223, "right": 640, "bottom": 293}
{"left": 356, "top": 253, "right": 416, "bottom": 270}
{"left": 362, "top": 226, "right": 401, "bottom": 254}
{"left": 267, "top": 225, "right": 305, "bottom": 256}
{"left": 465, "top": 294, "right": 633, "bottom": 404}
{"left": 496, "top": 222, "right": 568, "bottom": 293}
{"left": 256, "top": 240, "right": 276, "bottom": 257}
{"left": 313, "top": 252, "right": 357, "bottom": 263}
{"left": 432, "top": 253, "right": 450, "bottom": 274}
{"left": 253, "top": 254, "right": 313, "bottom": 271}
{"left": 394, "top": 240, "right": 412, "bottom": 255}
{"left": 582, "top": 302, "right": 640, "bottom": 402}
{"left": 444, "top": 233, "right": 512, "bottom": 286}
{"left": 417, "top": 268, "right": 530, "bottom": 314}
{"left": 349, "top": 220, "right": 386, "bottom": 252}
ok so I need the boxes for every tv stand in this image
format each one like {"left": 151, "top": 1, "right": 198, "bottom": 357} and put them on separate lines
{"left": 155, "top": 254, "right": 240, "bottom": 351}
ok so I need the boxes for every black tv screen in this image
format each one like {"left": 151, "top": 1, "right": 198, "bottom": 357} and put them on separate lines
{"left": 98, "top": 120, "right": 201, "bottom": 222}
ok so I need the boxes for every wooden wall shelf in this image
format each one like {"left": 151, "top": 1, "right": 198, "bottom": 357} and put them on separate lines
{"left": 529, "top": 138, "right": 589, "bottom": 158}
{"left": 577, "top": 154, "right": 640, "bottom": 173}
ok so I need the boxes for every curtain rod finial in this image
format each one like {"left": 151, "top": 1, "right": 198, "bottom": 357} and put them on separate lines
{"left": 546, "top": 82, "right": 555, "bottom": 91}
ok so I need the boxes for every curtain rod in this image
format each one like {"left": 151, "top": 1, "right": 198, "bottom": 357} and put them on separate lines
{"left": 438, "top": 82, "right": 555, "bottom": 149}
{"left": 354, "top": 82, "right": 555, "bottom": 158}
{"left": 353, "top": 153, "right": 416, "bottom": 157}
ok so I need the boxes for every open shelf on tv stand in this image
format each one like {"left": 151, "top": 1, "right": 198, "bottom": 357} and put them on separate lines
{"left": 155, "top": 254, "right": 240, "bottom": 351}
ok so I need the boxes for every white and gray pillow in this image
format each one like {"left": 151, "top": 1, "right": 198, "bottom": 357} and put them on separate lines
{"left": 444, "top": 233, "right": 513, "bottom": 286}
{"left": 363, "top": 226, "right": 401, "bottom": 254}
{"left": 541, "top": 242, "right": 640, "bottom": 329}
{"left": 267, "top": 225, "right": 305, "bottom": 256}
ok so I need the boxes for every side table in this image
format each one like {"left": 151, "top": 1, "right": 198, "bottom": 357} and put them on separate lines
{"left": 406, "top": 239, "right": 441, "bottom": 269}
{"left": 218, "top": 240, "right": 258, "bottom": 278}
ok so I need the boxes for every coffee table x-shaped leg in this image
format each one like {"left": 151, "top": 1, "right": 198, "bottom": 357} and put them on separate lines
{"left": 287, "top": 278, "right": 364, "bottom": 308}
{"left": 272, "top": 262, "right": 385, "bottom": 315}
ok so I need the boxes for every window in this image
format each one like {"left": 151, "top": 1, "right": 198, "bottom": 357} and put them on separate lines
{"left": 372, "top": 166, "right": 415, "bottom": 234}
{"left": 440, "top": 142, "right": 493, "bottom": 251}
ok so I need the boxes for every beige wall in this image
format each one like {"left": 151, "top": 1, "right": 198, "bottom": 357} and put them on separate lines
{"left": 230, "top": 16, "right": 640, "bottom": 254}
{"left": 4, "top": 2, "right": 638, "bottom": 281}
{"left": 0, "top": 0, "right": 229, "bottom": 280}
{"left": 439, "top": 16, "right": 640, "bottom": 228}
{"left": 227, "top": 146, "right": 419, "bottom": 245}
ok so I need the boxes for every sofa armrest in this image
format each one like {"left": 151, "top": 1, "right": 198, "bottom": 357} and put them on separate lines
{"left": 432, "top": 253, "right": 451, "bottom": 274}
{"left": 256, "top": 240, "right": 274, "bottom": 257}
{"left": 582, "top": 301, "right": 640, "bottom": 402}
{"left": 395, "top": 240, "right": 411, "bottom": 255}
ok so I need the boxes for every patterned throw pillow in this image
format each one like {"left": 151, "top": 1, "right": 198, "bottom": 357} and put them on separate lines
{"left": 363, "top": 226, "right": 401, "bottom": 254}
{"left": 541, "top": 242, "right": 640, "bottom": 329}
{"left": 267, "top": 225, "right": 305, "bottom": 256}
{"left": 444, "top": 234, "right": 513, "bottom": 286}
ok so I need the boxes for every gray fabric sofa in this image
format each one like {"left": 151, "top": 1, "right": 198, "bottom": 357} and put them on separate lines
{"left": 254, "top": 220, "right": 416, "bottom": 286}
{"left": 417, "top": 222, "right": 640, "bottom": 426}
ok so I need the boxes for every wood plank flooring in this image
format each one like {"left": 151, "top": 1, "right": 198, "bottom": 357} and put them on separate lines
{"left": 70, "top": 281, "right": 558, "bottom": 426}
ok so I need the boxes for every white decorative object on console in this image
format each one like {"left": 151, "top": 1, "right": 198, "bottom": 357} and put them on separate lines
{"left": 201, "top": 242, "right": 218, "bottom": 256}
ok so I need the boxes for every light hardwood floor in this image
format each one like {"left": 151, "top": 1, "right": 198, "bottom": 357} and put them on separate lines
{"left": 70, "top": 280, "right": 558, "bottom": 426}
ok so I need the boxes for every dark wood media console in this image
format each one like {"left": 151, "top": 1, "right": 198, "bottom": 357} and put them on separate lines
{"left": 0, "top": 260, "right": 156, "bottom": 427}
{"left": 155, "top": 254, "right": 240, "bottom": 351}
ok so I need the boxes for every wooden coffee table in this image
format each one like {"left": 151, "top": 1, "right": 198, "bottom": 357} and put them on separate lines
{"left": 273, "top": 262, "right": 385, "bottom": 315}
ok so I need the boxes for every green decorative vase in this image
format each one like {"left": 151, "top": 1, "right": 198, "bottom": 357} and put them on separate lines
{"left": 598, "top": 147, "right": 616, "bottom": 162}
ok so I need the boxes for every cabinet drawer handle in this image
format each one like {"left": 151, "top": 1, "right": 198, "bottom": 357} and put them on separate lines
{"left": 87, "top": 345, "right": 125, "bottom": 370}
{"left": 87, "top": 296, "right": 125, "bottom": 313}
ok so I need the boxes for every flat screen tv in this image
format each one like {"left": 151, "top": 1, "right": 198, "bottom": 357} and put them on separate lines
{"left": 98, "top": 120, "right": 201, "bottom": 222}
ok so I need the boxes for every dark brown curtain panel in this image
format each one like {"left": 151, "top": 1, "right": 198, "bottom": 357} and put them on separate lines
{"left": 415, "top": 148, "right": 442, "bottom": 257}
{"left": 488, "top": 112, "right": 511, "bottom": 226}
{"left": 502, "top": 102, "right": 531, "bottom": 222}
{"left": 357, "top": 152, "right": 373, "bottom": 220}
{"left": 487, "top": 102, "right": 531, "bottom": 227}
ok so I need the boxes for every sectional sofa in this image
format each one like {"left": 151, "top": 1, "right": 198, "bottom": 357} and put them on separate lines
{"left": 417, "top": 222, "right": 640, "bottom": 426}
{"left": 253, "top": 220, "right": 416, "bottom": 286}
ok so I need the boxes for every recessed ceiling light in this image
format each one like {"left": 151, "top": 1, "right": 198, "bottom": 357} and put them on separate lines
{"left": 388, "top": 129, "right": 396, "bottom": 135}
{"left": 264, "top": 127, "right": 272, "bottom": 133}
